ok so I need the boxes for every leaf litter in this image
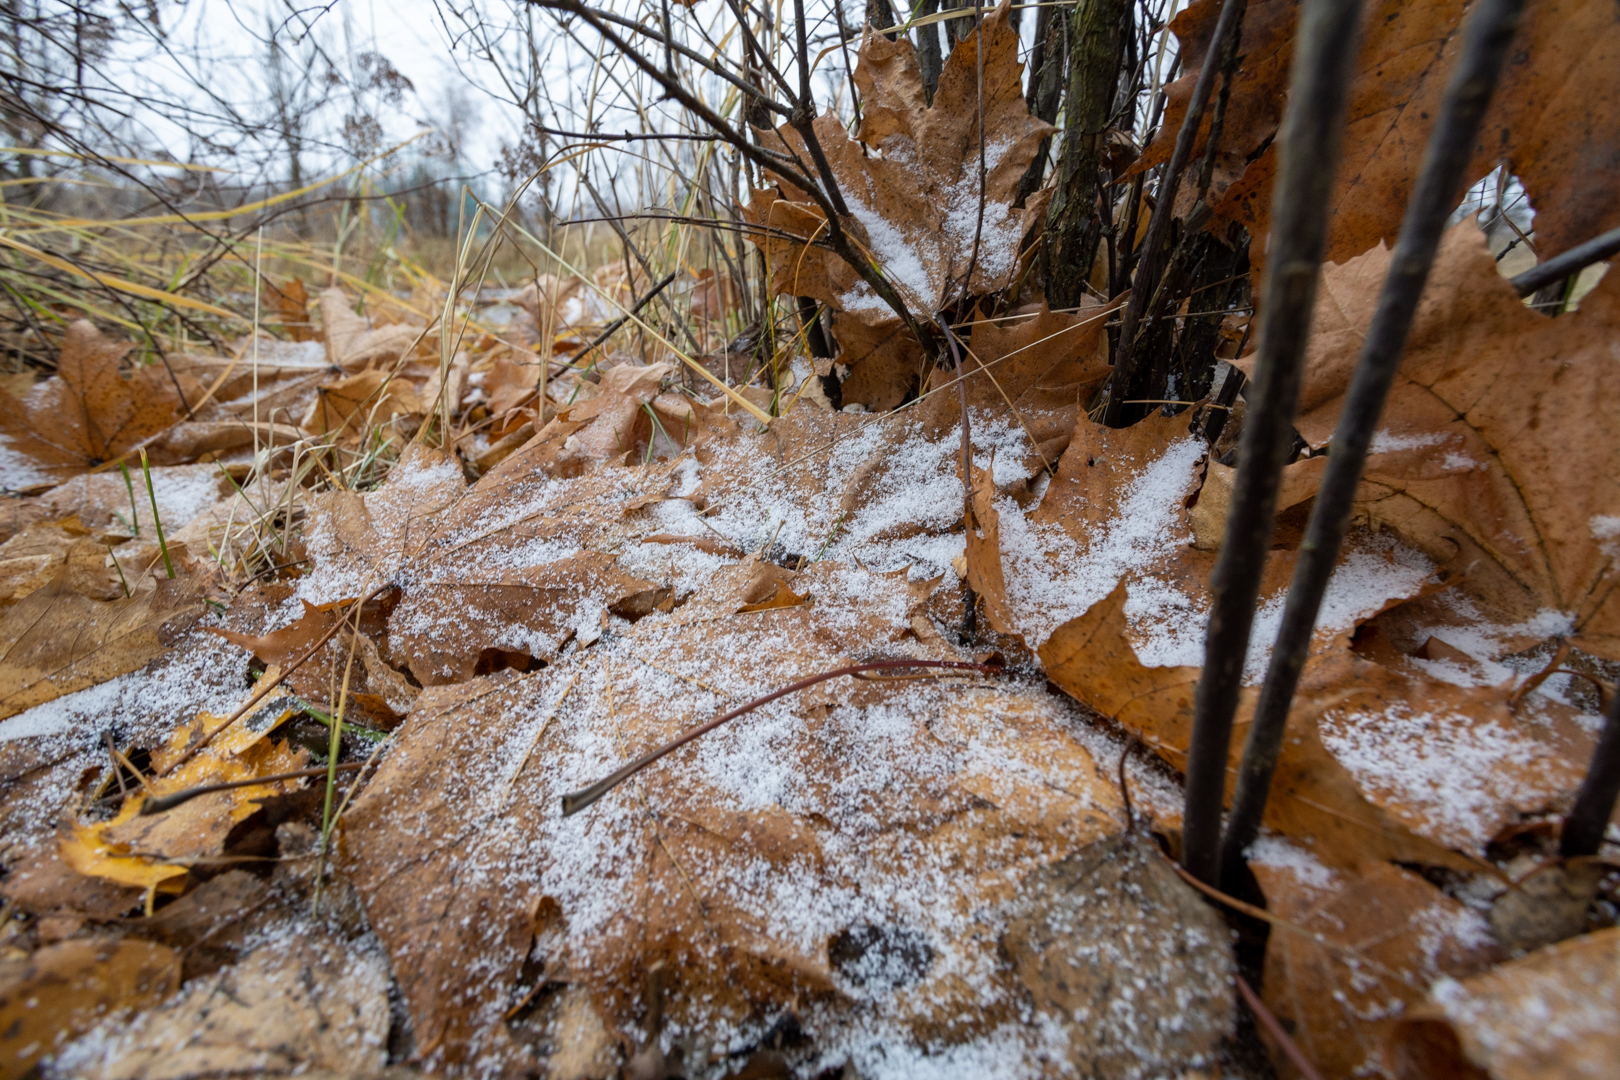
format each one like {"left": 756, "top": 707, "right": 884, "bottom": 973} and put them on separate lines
{"left": 0, "top": 9, "right": 1618, "bottom": 1080}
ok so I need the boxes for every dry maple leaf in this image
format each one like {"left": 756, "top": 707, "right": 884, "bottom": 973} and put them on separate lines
{"left": 0, "top": 574, "right": 199, "bottom": 721}
{"left": 980, "top": 407, "right": 1599, "bottom": 866}
{"left": 1039, "top": 582, "right": 1451, "bottom": 871}
{"left": 0, "top": 523, "right": 125, "bottom": 606}
{"left": 741, "top": 2, "right": 1052, "bottom": 321}
{"left": 1239, "top": 224, "right": 1620, "bottom": 659}
{"left": 481, "top": 348, "right": 546, "bottom": 428}
{"left": 0, "top": 939, "right": 180, "bottom": 1080}
{"left": 0, "top": 321, "right": 184, "bottom": 480}
{"left": 319, "top": 286, "right": 425, "bottom": 371}
{"left": 214, "top": 597, "right": 417, "bottom": 727}
{"left": 300, "top": 367, "right": 425, "bottom": 439}
{"left": 299, "top": 446, "right": 468, "bottom": 602}
{"left": 1251, "top": 848, "right": 1499, "bottom": 1080}
{"left": 61, "top": 689, "right": 308, "bottom": 891}
{"left": 1144, "top": 0, "right": 1620, "bottom": 266}
{"left": 264, "top": 277, "right": 316, "bottom": 342}
{"left": 507, "top": 361, "right": 679, "bottom": 478}
{"left": 1392, "top": 925, "right": 1620, "bottom": 1080}
{"left": 833, "top": 296, "right": 1112, "bottom": 419}
{"left": 1039, "top": 574, "right": 1600, "bottom": 868}
{"left": 295, "top": 440, "right": 664, "bottom": 685}
{"left": 49, "top": 927, "right": 391, "bottom": 1080}
{"left": 341, "top": 555, "right": 1166, "bottom": 1074}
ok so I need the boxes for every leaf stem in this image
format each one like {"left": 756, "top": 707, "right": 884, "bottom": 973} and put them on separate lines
{"left": 561, "top": 660, "right": 1005, "bottom": 816}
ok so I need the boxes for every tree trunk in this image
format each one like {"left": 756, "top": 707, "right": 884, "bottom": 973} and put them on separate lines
{"left": 1044, "top": 0, "right": 1128, "bottom": 310}
{"left": 916, "top": 0, "right": 943, "bottom": 103}
{"left": 1014, "top": 2, "right": 1067, "bottom": 207}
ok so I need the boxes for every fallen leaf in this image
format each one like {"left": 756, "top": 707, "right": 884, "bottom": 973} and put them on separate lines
{"left": 963, "top": 466, "right": 1022, "bottom": 640}
{"left": 735, "top": 561, "right": 811, "bottom": 613}
{"left": 1189, "top": 456, "right": 1326, "bottom": 551}
{"left": 342, "top": 555, "right": 1139, "bottom": 1073}
{"left": 298, "top": 445, "right": 468, "bottom": 601}
{"left": 505, "top": 362, "right": 675, "bottom": 478}
{"left": 1151, "top": 0, "right": 1620, "bottom": 265}
{"left": 914, "top": 300, "right": 1116, "bottom": 462}
{"left": 1303, "top": 650, "right": 1594, "bottom": 857}
{"left": 355, "top": 454, "right": 663, "bottom": 684}
{"left": 0, "top": 938, "right": 179, "bottom": 1080}
{"left": 62, "top": 689, "right": 308, "bottom": 890}
{"left": 49, "top": 927, "right": 389, "bottom": 1080}
{"left": 1131, "top": 0, "right": 1298, "bottom": 219}
{"left": 300, "top": 367, "right": 425, "bottom": 438}
{"left": 319, "top": 286, "right": 425, "bottom": 370}
{"left": 1252, "top": 848, "right": 1499, "bottom": 1080}
{"left": 1246, "top": 224, "right": 1620, "bottom": 658}
{"left": 264, "top": 277, "right": 315, "bottom": 341}
{"left": 30, "top": 463, "right": 232, "bottom": 540}
{"left": 1040, "top": 583, "right": 1483, "bottom": 870}
{"left": 1003, "top": 831, "right": 1235, "bottom": 1079}
{"left": 1391, "top": 926, "right": 1620, "bottom": 1080}
{"left": 517, "top": 272, "right": 606, "bottom": 340}
{"left": 484, "top": 348, "right": 546, "bottom": 423}
{"left": 689, "top": 267, "right": 738, "bottom": 323}
{"left": 0, "top": 575, "right": 199, "bottom": 721}
{"left": 0, "top": 524, "right": 123, "bottom": 605}
{"left": 742, "top": 2, "right": 1052, "bottom": 320}
{"left": 0, "top": 322, "right": 184, "bottom": 480}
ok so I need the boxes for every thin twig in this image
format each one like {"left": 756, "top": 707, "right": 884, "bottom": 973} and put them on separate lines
{"left": 138, "top": 763, "right": 367, "bottom": 816}
{"left": 1181, "top": 0, "right": 1364, "bottom": 886}
{"left": 1236, "top": 974, "right": 1327, "bottom": 1080}
{"left": 1508, "top": 223, "right": 1620, "bottom": 298}
{"left": 1561, "top": 678, "right": 1620, "bottom": 858}
{"left": 1218, "top": 0, "right": 1526, "bottom": 891}
{"left": 1102, "top": 0, "right": 1247, "bottom": 425}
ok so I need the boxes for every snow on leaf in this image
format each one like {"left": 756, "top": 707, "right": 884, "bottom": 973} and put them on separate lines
{"left": 1395, "top": 925, "right": 1620, "bottom": 1080}
{"left": 741, "top": 2, "right": 1053, "bottom": 321}
{"left": 1253, "top": 849, "right": 1499, "bottom": 1080}
{"left": 1243, "top": 224, "right": 1620, "bottom": 659}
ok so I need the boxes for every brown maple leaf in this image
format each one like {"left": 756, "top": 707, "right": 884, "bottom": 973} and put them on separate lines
{"left": 319, "top": 287, "right": 425, "bottom": 371}
{"left": 1239, "top": 224, "right": 1620, "bottom": 659}
{"left": 834, "top": 296, "right": 1112, "bottom": 419}
{"left": 1144, "top": 0, "right": 1620, "bottom": 266}
{"left": 1252, "top": 851, "right": 1499, "bottom": 1080}
{"left": 0, "top": 321, "right": 184, "bottom": 479}
{"left": 0, "top": 573, "right": 199, "bottom": 721}
{"left": 342, "top": 558, "right": 1147, "bottom": 1073}
{"left": 1393, "top": 926, "right": 1620, "bottom": 1080}
{"left": 264, "top": 277, "right": 316, "bottom": 342}
{"left": 741, "top": 2, "right": 1053, "bottom": 321}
